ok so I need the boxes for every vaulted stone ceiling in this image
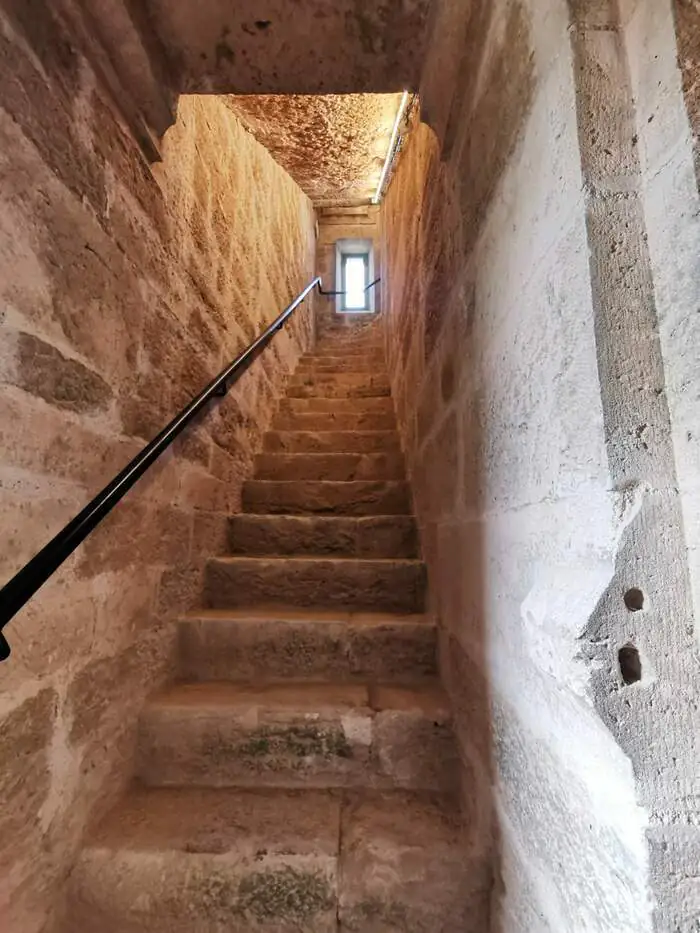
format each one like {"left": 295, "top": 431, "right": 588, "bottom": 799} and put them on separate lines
{"left": 225, "top": 93, "right": 405, "bottom": 206}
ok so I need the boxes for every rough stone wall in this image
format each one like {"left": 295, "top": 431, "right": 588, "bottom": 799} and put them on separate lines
{"left": 379, "top": 0, "right": 679, "bottom": 929}
{"left": 0, "top": 4, "right": 315, "bottom": 931}
{"left": 568, "top": 2, "right": 700, "bottom": 929}
{"left": 672, "top": 0, "right": 700, "bottom": 183}
{"left": 624, "top": 0, "right": 700, "bottom": 649}
{"left": 617, "top": 2, "right": 700, "bottom": 925}
{"left": 315, "top": 205, "right": 382, "bottom": 330}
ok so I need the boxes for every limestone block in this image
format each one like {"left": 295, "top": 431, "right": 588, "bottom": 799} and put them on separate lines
{"left": 273, "top": 410, "right": 396, "bottom": 432}
{"left": 138, "top": 682, "right": 457, "bottom": 793}
{"left": 253, "top": 451, "right": 405, "bottom": 482}
{"left": 338, "top": 791, "right": 473, "bottom": 933}
{"left": 263, "top": 430, "right": 401, "bottom": 455}
{"left": 69, "top": 787, "right": 340, "bottom": 933}
{"left": 204, "top": 555, "right": 426, "bottom": 614}
{"left": 178, "top": 609, "right": 437, "bottom": 682}
{"left": 241, "top": 479, "right": 412, "bottom": 516}
{"left": 229, "top": 514, "right": 418, "bottom": 558}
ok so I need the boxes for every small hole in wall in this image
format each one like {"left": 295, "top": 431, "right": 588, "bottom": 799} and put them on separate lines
{"left": 618, "top": 644, "right": 642, "bottom": 685}
{"left": 255, "top": 19, "right": 271, "bottom": 30}
{"left": 622, "top": 586, "right": 644, "bottom": 612}
{"left": 624, "top": 588, "right": 645, "bottom": 612}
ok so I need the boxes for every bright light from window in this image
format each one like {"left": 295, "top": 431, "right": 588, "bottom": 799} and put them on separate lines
{"left": 344, "top": 256, "right": 367, "bottom": 310}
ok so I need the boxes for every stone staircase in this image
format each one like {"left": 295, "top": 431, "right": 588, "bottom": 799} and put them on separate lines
{"left": 66, "top": 320, "right": 468, "bottom": 932}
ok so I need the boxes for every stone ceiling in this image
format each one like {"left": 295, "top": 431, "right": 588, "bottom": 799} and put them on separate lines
{"left": 225, "top": 93, "right": 404, "bottom": 206}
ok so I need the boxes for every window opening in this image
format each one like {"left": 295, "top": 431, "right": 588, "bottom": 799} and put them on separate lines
{"left": 342, "top": 253, "right": 369, "bottom": 311}
{"left": 335, "top": 239, "right": 375, "bottom": 314}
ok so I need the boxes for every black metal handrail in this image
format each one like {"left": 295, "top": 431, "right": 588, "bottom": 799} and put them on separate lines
{"left": 317, "top": 276, "right": 381, "bottom": 297}
{"left": 0, "top": 277, "right": 321, "bottom": 662}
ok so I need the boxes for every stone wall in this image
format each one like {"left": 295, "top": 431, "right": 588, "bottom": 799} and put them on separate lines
{"left": 315, "top": 205, "right": 382, "bottom": 331}
{"left": 0, "top": 4, "right": 315, "bottom": 931}
{"left": 619, "top": 1, "right": 700, "bottom": 926}
{"left": 378, "top": 0, "right": 689, "bottom": 928}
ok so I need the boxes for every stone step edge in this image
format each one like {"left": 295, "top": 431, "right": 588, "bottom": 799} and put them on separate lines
{"left": 265, "top": 430, "right": 400, "bottom": 437}
{"left": 230, "top": 512, "right": 416, "bottom": 522}
{"left": 207, "top": 556, "right": 425, "bottom": 568}
{"left": 243, "top": 479, "right": 409, "bottom": 488}
{"left": 143, "top": 680, "right": 450, "bottom": 717}
{"left": 77, "top": 786, "right": 460, "bottom": 852}
{"left": 177, "top": 608, "right": 432, "bottom": 625}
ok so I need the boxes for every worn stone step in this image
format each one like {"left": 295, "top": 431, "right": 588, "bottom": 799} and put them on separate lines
{"left": 315, "top": 332, "right": 382, "bottom": 346}
{"left": 253, "top": 452, "right": 404, "bottom": 482}
{"left": 286, "top": 379, "right": 390, "bottom": 398}
{"left": 316, "top": 331, "right": 382, "bottom": 344}
{"left": 273, "top": 410, "right": 396, "bottom": 432}
{"left": 137, "top": 681, "right": 457, "bottom": 792}
{"left": 229, "top": 514, "right": 419, "bottom": 558}
{"left": 279, "top": 397, "right": 394, "bottom": 415}
{"left": 311, "top": 345, "right": 384, "bottom": 359}
{"left": 297, "top": 356, "right": 383, "bottom": 374}
{"left": 242, "top": 480, "right": 411, "bottom": 516}
{"left": 178, "top": 609, "right": 436, "bottom": 682}
{"left": 290, "top": 371, "right": 390, "bottom": 392}
{"left": 68, "top": 787, "right": 467, "bottom": 933}
{"left": 68, "top": 786, "right": 340, "bottom": 933}
{"left": 204, "top": 556, "right": 426, "bottom": 614}
{"left": 339, "top": 790, "right": 470, "bottom": 933}
{"left": 264, "top": 430, "right": 401, "bottom": 455}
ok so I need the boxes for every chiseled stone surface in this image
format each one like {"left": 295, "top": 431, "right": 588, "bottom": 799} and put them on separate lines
{"left": 69, "top": 787, "right": 341, "bottom": 933}
{"left": 229, "top": 514, "right": 419, "bottom": 558}
{"left": 178, "top": 610, "right": 437, "bottom": 683}
{"left": 204, "top": 556, "right": 426, "bottom": 614}
{"left": 0, "top": 3, "right": 315, "bottom": 929}
{"left": 68, "top": 787, "right": 465, "bottom": 933}
{"left": 273, "top": 409, "right": 396, "bottom": 432}
{"left": 279, "top": 396, "right": 394, "bottom": 414}
{"left": 253, "top": 451, "right": 405, "bottom": 482}
{"left": 339, "top": 791, "right": 475, "bottom": 933}
{"left": 264, "top": 430, "right": 401, "bottom": 455}
{"left": 137, "top": 681, "right": 456, "bottom": 791}
{"left": 242, "top": 479, "right": 412, "bottom": 516}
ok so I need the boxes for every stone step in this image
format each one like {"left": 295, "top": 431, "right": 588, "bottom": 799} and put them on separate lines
{"left": 264, "top": 430, "right": 401, "bottom": 455}
{"left": 178, "top": 609, "right": 436, "bottom": 682}
{"left": 311, "top": 345, "right": 385, "bottom": 359}
{"left": 279, "top": 396, "right": 394, "bottom": 415}
{"left": 318, "top": 325, "right": 381, "bottom": 337}
{"left": 290, "top": 371, "right": 390, "bottom": 392}
{"left": 204, "top": 557, "right": 426, "bottom": 614}
{"left": 68, "top": 787, "right": 339, "bottom": 932}
{"left": 313, "top": 347, "right": 384, "bottom": 360}
{"left": 315, "top": 332, "right": 382, "bottom": 345}
{"left": 338, "top": 790, "right": 469, "bottom": 932}
{"left": 273, "top": 410, "right": 396, "bottom": 432}
{"left": 253, "top": 452, "right": 405, "bottom": 482}
{"left": 287, "top": 379, "right": 390, "bottom": 398}
{"left": 242, "top": 480, "right": 411, "bottom": 516}
{"left": 137, "top": 681, "right": 457, "bottom": 792}
{"left": 297, "top": 355, "right": 383, "bottom": 373}
{"left": 229, "top": 514, "right": 419, "bottom": 558}
{"left": 68, "top": 787, "right": 466, "bottom": 933}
